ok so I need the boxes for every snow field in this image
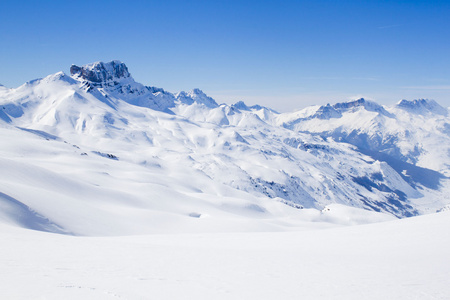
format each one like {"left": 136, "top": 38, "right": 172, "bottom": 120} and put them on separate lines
{"left": 0, "top": 211, "right": 448, "bottom": 299}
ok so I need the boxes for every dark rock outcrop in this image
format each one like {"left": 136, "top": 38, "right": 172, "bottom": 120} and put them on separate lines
{"left": 70, "top": 60, "right": 130, "bottom": 86}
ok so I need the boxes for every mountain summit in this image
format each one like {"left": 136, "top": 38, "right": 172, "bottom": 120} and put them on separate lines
{"left": 396, "top": 99, "right": 448, "bottom": 116}
{"left": 70, "top": 60, "right": 131, "bottom": 86}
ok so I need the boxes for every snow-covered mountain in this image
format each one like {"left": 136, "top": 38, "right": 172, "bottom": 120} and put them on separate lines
{"left": 277, "top": 98, "right": 450, "bottom": 179}
{"left": 1, "top": 60, "right": 449, "bottom": 235}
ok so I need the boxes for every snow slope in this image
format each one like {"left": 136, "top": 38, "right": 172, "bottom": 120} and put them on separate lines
{"left": 0, "top": 123, "right": 396, "bottom": 236}
{"left": 0, "top": 210, "right": 448, "bottom": 299}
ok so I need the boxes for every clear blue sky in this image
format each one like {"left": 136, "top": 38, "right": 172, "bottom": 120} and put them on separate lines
{"left": 1, "top": 0, "right": 449, "bottom": 111}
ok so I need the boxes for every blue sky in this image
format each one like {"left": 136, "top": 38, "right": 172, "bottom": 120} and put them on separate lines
{"left": 1, "top": 0, "right": 449, "bottom": 111}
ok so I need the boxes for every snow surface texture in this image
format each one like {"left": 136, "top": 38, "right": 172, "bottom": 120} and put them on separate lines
{"left": 0, "top": 211, "right": 449, "bottom": 299}
{"left": 0, "top": 60, "right": 449, "bottom": 236}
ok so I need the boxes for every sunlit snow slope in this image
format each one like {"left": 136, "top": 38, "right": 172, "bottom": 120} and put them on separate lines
{"left": 0, "top": 210, "right": 449, "bottom": 299}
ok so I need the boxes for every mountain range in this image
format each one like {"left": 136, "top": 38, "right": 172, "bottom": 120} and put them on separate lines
{"left": 1, "top": 60, "right": 449, "bottom": 235}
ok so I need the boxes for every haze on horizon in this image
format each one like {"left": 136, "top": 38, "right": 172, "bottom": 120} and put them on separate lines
{"left": 0, "top": 0, "right": 449, "bottom": 112}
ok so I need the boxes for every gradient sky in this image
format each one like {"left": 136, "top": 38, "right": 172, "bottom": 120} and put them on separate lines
{"left": 1, "top": 0, "right": 449, "bottom": 112}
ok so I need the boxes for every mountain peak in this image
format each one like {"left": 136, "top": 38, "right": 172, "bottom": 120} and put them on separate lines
{"left": 41, "top": 71, "right": 78, "bottom": 85}
{"left": 333, "top": 98, "right": 393, "bottom": 117}
{"left": 333, "top": 98, "right": 367, "bottom": 110}
{"left": 396, "top": 99, "right": 448, "bottom": 116}
{"left": 188, "top": 88, "right": 206, "bottom": 96}
{"left": 313, "top": 103, "right": 342, "bottom": 119}
{"left": 186, "top": 88, "right": 218, "bottom": 108}
{"left": 232, "top": 101, "right": 250, "bottom": 111}
{"left": 70, "top": 60, "right": 131, "bottom": 86}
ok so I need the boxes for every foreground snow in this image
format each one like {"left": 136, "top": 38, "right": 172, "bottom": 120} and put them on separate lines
{"left": 1, "top": 211, "right": 449, "bottom": 299}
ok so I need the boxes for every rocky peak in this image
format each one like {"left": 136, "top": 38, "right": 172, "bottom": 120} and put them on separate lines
{"left": 70, "top": 60, "right": 131, "bottom": 86}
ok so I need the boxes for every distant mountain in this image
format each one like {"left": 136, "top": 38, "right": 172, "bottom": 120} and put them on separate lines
{"left": 396, "top": 98, "right": 448, "bottom": 116}
{"left": 0, "top": 60, "right": 449, "bottom": 234}
{"left": 277, "top": 98, "right": 450, "bottom": 176}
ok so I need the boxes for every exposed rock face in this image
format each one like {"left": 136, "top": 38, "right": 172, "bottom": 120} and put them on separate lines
{"left": 70, "top": 60, "right": 130, "bottom": 86}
